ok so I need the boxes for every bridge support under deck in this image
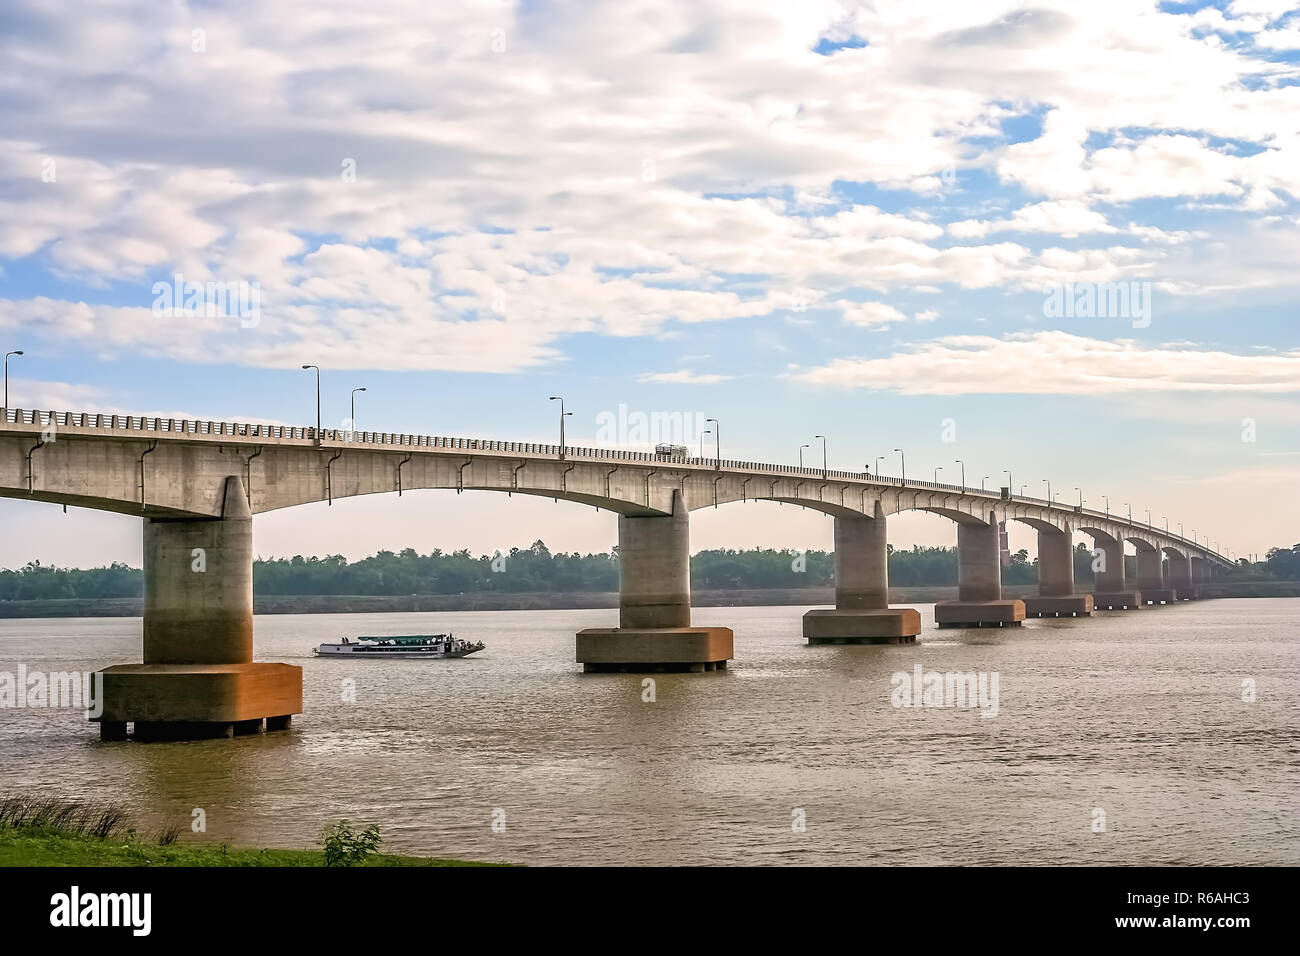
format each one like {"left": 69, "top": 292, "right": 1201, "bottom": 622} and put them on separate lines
{"left": 935, "top": 513, "right": 1025, "bottom": 628}
{"left": 1091, "top": 535, "right": 1143, "bottom": 610}
{"left": 1168, "top": 553, "right": 1195, "bottom": 600}
{"left": 1138, "top": 549, "right": 1178, "bottom": 604}
{"left": 92, "top": 476, "right": 302, "bottom": 741}
{"left": 1023, "top": 527, "right": 1093, "bottom": 618}
{"left": 803, "top": 503, "right": 920, "bottom": 644}
{"left": 575, "top": 490, "right": 733, "bottom": 673}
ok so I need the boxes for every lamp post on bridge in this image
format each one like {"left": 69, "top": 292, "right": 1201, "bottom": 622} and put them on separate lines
{"left": 814, "top": 435, "right": 828, "bottom": 480}
{"left": 895, "top": 448, "right": 906, "bottom": 485}
{"left": 934, "top": 465, "right": 943, "bottom": 484}
{"left": 706, "top": 417, "right": 720, "bottom": 470}
{"left": 548, "top": 396, "right": 572, "bottom": 460}
{"left": 1179, "top": 522, "right": 1184, "bottom": 539}
{"left": 875, "top": 456, "right": 885, "bottom": 480}
{"left": 954, "top": 459, "right": 965, "bottom": 491}
{"left": 699, "top": 429, "right": 711, "bottom": 459}
{"left": 1042, "top": 478, "right": 1051, "bottom": 504}
{"left": 799, "top": 443, "right": 809, "bottom": 468}
{"left": 301, "top": 365, "right": 321, "bottom": 444}
{"left": 350, "top": 387, "right": 366, "bottom": 433}
{"left": 981, "top": 475, "right": 989, "bottom": 491}
{"left": 1104, "top": 495, "right": 1110, "bottom": 517}
{"left": 1146, "top": 509, "right": 1152, "bottom": 527}
{"left": 3, "top": 349, "right": 22, "bottom": 412}
{"left": 1164, "top": 516, "right": 1169, "bottom": 533}
{"left": 1075, "top": 487, "right": 1083, "bottom": 508}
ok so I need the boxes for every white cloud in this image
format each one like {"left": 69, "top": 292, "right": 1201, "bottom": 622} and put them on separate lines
{"left": 793, "top": 331, "right": 1300, "bottom": 395}
{"left": 637, "top": 369, "right": 734, "bottom": 384}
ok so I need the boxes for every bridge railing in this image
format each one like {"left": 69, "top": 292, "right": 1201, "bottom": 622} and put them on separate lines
{"left": 0, "top": 406, "right": 1227, "bottom": 561}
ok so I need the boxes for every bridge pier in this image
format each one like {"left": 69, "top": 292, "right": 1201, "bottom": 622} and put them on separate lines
{"left": 1168, "top": 552, "right": 1195, "bottom": 599}
{"left": 92, "top": 476, "right": 302, "bottom": 741}
{"left": 1138, "top": 549, "right": 1177, "bottom": 604}
{"left": 935, "top": 512, "right": 1025, "bottom": 628}
{"left": 1023, "top": 527, "right": 1093, "bottom": 618}
{"left": 575, "top": 490, "right": 733, "bottom": 672}
{"left": 1091, "top": 535, "right": 1142, "bottom": 610}
{"left": 803, "top": 503, "right": 919, "bottom": 644}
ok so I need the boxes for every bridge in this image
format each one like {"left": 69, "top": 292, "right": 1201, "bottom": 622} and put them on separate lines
{"left": 1, "top": 407, "right": 1233, "bottom": 741}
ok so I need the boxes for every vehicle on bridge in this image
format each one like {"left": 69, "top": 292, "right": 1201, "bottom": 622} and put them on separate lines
{"left": 313, "top": 635, "right": 486, "bottom": 659}
{"left": 654, "top": 442, "right": 689, "bottom": 458}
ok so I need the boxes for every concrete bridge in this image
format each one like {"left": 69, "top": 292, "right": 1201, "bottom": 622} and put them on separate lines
{"left": 0, "top": 407, "right": 1233, "bottom": 740}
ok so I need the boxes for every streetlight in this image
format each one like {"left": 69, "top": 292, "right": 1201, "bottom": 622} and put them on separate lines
{"left": 1104, "top": 495, "right": 1110, "bottom": 517}
{"left": 1163, "top": 516, "right": 1169, "bottom": 533}
{"left": 350, "top": 387, "right": 366, "bottom": 433}
{"left": 301, "top": 365, "right": 321, "bottom": 442}
{"left": 1042, "top": 478, "right": 1051, "bottom": 503}
{"left": 706, "top": 417, "right": 720, "bottom": 470}
{"left": 1146, "top": 509, "right": 1152, "bottom": 527}
{"left": 954, "top": 459, "right": 965, "bottom": 491}
{"left": 549, "top": 396, "right": 572, "bottom": 459}
{"left": 1179, "top": 522, "right": 1184, "bottom": 538}
{"left": 1125, "top": 502, "right": 1132, "bottom": 523}
{"left": 895, "top": 448, "right": 906, "bottom": 485}
{"left": 1075, "top": 487, "right": 1083, "bottom": 508}
{"left": 875, "top": 456, "right": 885, "bottom": 478}
{"left": 699, "top": 428, "right": 711, "bottom": 459}
{"left": 1003, "top": 469, "right": 1012, "bottom": 497}
{"left": 1019, "top": 484, "right": 1027, "bottom": 497}
{"left": 799, "top": 443, "right": 810, "bottom": 468}
{"left": 981, "top": 475, "right": 989, "bottom": 491}
{"left": 3, "top": 349, "right": 23, "bottom": 411}
{"left": 814, "top": 435, "right": 828, "bottom": 479}
{"left": 934, "top": 465, "right": 943, "bottom": 484}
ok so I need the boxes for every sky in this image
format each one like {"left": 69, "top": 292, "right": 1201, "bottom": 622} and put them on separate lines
{"left": 0, "top": 0, "right": 1298, "bottom": 569}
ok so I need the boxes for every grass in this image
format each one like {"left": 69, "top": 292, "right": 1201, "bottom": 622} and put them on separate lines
{"left": 0, "top": 796, "right": 503, "bottom": 867}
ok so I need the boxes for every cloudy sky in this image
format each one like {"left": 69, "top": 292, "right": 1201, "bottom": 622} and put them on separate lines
{"left": 1, "top": 0, "right": 1297, "bottom": 568}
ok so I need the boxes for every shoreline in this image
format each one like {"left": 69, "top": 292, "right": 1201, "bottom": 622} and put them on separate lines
{"left": 1, "top": 582, "right": 1297, "bottom": 618}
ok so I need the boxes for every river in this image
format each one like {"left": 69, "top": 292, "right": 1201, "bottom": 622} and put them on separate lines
{"left": 1, "top": 599, "right": 1296, "bottom": 866}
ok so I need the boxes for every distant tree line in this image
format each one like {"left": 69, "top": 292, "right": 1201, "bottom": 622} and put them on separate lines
{"left": 3, "top": 541, "right": 1299, "bottom": 600}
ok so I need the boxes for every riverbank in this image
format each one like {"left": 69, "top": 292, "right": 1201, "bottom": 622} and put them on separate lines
{"left": 0, "top": 827, "right": 498, "bottom": 866}
{"left": 1, "top": 581, "right": 1296, "bottom": 618}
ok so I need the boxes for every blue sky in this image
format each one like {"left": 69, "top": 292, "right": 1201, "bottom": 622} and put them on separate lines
{"left": 1, "top": 0, "right": 1298, "bottom": 567}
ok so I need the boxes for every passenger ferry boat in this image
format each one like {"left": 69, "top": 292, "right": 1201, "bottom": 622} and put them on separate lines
{"left": 313, "top": 634, "right": 486, "bottom": 659}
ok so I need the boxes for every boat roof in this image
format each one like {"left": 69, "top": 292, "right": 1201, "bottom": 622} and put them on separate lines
{"left": 356, "top": 634, "right": 452, "bottom": 643}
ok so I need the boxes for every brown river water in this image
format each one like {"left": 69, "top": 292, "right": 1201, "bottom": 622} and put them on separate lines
{"left": 1, "top": 599, "right": 1297, "bottom": 866}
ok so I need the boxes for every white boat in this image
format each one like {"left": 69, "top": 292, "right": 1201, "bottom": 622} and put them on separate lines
{"left": 313, "top": 634, "right": 486, "bottom": 659}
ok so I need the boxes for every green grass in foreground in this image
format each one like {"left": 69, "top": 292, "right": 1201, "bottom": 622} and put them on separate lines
{"left": 0, "top": 825, "right": 504, "bottom": 867}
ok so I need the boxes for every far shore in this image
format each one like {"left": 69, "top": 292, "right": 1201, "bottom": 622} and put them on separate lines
{"left": 2, "top": 582, "right": 1297, "bottom": 618}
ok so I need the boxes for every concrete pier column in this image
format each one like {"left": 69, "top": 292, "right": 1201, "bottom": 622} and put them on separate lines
{"left": 616, "top": 491, "right": 692, "bottom": 629}
{"left": 1138, "top": 548, "right": 1177, "bottom": 604}
{"left": 93, "top": 476, "right": 302, "bottom": 740}
{"left": 957, "top": 518, "right": 1002, "bottom": 602}
{"left": 1090, "top": 533, "right": 1142, "bottom": 610}
{"left": 936, "top": 512, "right": 1025, "bottom": 628}
{"left": 1092, "top": 537, "right": 1126, "bottom": 592}
{"left": 1023, "top": 526, "right": 1093, "bottom": 618}
{"left": 1136, "top": 548, "right": 1164, "bottom": 591}
{"left": 1168, "top": 552, "right": 1194, "bottom": 599}
{"left": 143, "top": 491, "right": 254, "bottom": 665}
{"left": 576, "top": 490, "right": 733, "bottom": 672}
{"left": 1191, "top": 556, "right": 1211, "bottom": 591}
{"left": 803, "top": 502, "right": 920, "bottom": 644}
